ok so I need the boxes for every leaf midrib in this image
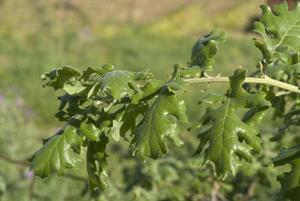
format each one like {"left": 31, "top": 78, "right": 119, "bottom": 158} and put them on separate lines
{"left": 272, "top": 19, "right": 300, "bottom": 55}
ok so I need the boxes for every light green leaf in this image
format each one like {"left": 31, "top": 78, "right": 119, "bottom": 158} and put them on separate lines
{"left": 254, "top": 2, "right": 300, "bottom": 64}
{"left": 131, "top": 86, "right": 188, "bottom": 159}
{"left": 179, "top": 66, "right": 201, "bottom": 78}
{"left": 110, "top": 120, "right": 122, "bottom": 141}
{"left": 195, "top": 69, "right": 268, "bottom": 178}
{"left": 63, "top": 80, "right": 86, "bottom": 95}
{"left": 30, "top": 125, "right": 82, "bottom": 178}
{"left": 87, "top": 135, "right": 109, "bottom": 189}
{"left": 78, "top": 122, "right": 101, "bottom": 141}
{"left": 190, "top": 29, "right": 226, "bottom": 71}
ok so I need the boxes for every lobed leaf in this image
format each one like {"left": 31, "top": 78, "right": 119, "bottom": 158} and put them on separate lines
{"left": 131, "top": 86, "right": 188, "bottom": 159}
{"left": 254, "top": 2, "right": 300, "bottom": 64}
{"left": 30, "top": 125, "right": 82, "bottom": 178}
{"left": 195, "top": 69, "right": 269, "bottom": 178}
{"left": 96, "top": 70, "right": 135, "bottom": 100}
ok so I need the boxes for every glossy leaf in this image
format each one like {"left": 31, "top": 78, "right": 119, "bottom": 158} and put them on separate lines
{"left": 78, "top": 122, "right": 101, "bottom": 141}
{"left": 131, "top": 86, "right": 188, "bottom": 159}
{"left": 30, "top": 125, "right": 82, "bottom": 178}
{"left": 195, "top": 69, "right": 268, "bottom": 178}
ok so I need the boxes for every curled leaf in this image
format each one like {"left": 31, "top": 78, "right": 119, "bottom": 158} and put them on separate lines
{"left": 190, "top": 29, "right": 226, "bottom": 71}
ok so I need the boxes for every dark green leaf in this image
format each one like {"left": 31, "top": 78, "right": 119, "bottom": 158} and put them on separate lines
{"left": 131, "top": 87, "right": 188, "bottom": 159}
{"left": 195, "top": 69, "right": 268, "bottom": 178}
{"left": 276, "top": 159, "right": 300, "bottom": 201}
{"left": 273, "top": 145, "right": 300, "bottom": 166}
{"left": 190, "top": 29, "right": 226, "bottom": 71}
{"left": 120, "top": 103, "right": 148, "bottom": 140}
{"left": 87, "top": 135, "right": 109, "bottom": 189}
{"left": 41, "top": 66, "right": 80, "bottom": 90}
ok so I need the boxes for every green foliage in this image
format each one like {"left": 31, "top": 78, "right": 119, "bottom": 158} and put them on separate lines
{"left": 254, "top": 2, "right": 300, "bottom": 143}
{"left": 87, "top": 135, "right": 109, "bottom": 190}
{"left": 273, "top": 146, "right": 300, "bottom": 201}
{"left": 195, "top": 69, "right": 268, "bottom": 178}
{"left": 26, "top": 2, "right": 300, "bottom": 201}
{"left": 0, "top": 96, "right": 89, "bottom": 201}
{"left": 254, "top": 2, "right": 300, "bottom": 65}
{"left": 132, "top": 85, "right": 188, "bottom": 159}
{"left": 30, "top": 125, "right": 82, "bottom": 178}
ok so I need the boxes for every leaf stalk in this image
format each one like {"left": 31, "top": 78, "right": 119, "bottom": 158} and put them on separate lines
{"left": 183, "top": 76, "right": 300, "bottom": 93}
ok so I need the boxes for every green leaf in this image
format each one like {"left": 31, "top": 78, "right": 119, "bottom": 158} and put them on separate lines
{"left": 30, "top": 125, "right": 82, "bottom": 178}
{"left": 195, "top": 69, "right": 268, "bottom": 178}
{"left": 254, "top": 2, "right": 300, "bottom": 64}
{"left": 78, "top": 122, "right": 101, "bottom": 141}
{"left": 63, "top": 81, "right": 86, "bottom": 95}
{"left": 131, "top": 86, "right": 188, "bottom": 159}
{"left": 110, "top": 120, "right": 122, "bottom": 141}
{"left": 90, "top": 70, "right": 151, "bottom": 101}
{"left": 41, "top": 66, "right": 81, "bottom": 90}
{"left": 97, "top": 70, "right": 134, "bottom": 100}
{"left": 190, "top": 29, "right": 226, "bottom": 71}
{"left": 87, "top": 135, "right": 109, "bottom": 189}
{"left": 276, "top": 159, "right": 300, "bottom": 201}
{"left": 273, "top": 145, "right": 300, "bottom": 166}
{"left": 120, "top": 103, "right": 148, "bottom": 140}
{"left": 80, "top": 65, "right": 113, "bottom": 84}
{"left": 179, "top": 66, "right": 201, "bottom": 78}
{"left": 273, "top": 145, "right": 300, "bottom": 201}
{"left": 265, "top": 63, "right": 300, "bottom": 85}
{"left": 140, "top": 79, "right": 165, "bottom": 100}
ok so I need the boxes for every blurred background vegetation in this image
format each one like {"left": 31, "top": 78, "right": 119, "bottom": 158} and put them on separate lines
{"left": 0, "top": 0, "right": 296, "bottom": 200}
